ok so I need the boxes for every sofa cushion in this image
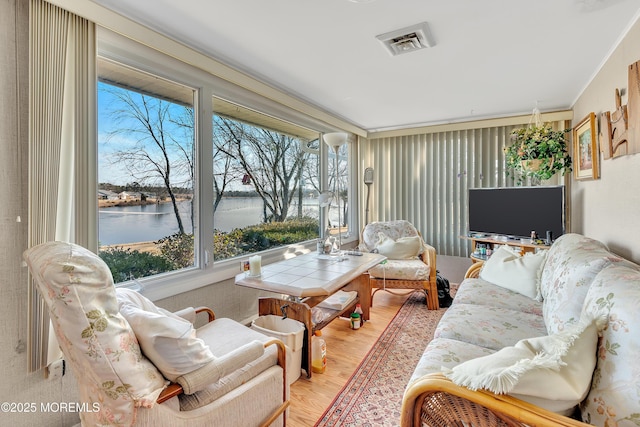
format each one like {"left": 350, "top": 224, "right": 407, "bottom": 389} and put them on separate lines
{"left": 446, "top": 313, "right": 604, "bottom": 415}
{"left": 434, "top": 303, "right": 547, "bottom": 351}
{"left": 453, "top": 278, "right": 543, "bottom": 316}
{"left": 581, "top": 262, "right": 640, "bottom": 426}
{"left": 408, "top": 337, "right": 495, "bottom": 387}
{"left": 540, "top": 233, "right": 622, "bottom": 334}
{"left": 479, "top": 245, "right": 547, "bottom": 300}
{"left": 116, "top": 288, "right": 216, "bottom": 382}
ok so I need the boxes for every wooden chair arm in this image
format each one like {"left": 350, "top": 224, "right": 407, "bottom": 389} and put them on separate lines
{"left": 195, "top": 307, "right": 216, "bottom": 322}
{"left": 420, "top": 242, "right": 437, "bottom": 284}
{"left": 157, "top": 383, "right": 183, "bottom": 404}
{"left": 464, "top": 261, "right": 483, "bottom": 279}
{"left": 401, "top": 373, "right": 590, "bottom": 427}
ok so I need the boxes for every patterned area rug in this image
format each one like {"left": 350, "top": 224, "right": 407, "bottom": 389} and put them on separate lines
{"left": 314, "top": 290, "right": 452, "bottom": 427}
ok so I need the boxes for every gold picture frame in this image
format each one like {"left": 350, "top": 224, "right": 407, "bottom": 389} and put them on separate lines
{"left": 573, "top": 112, "right": 599, "bottom": 180}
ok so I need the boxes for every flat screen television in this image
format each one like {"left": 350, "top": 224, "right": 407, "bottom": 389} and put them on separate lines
{"left": 468, "top": 186, "right": 565, "bottom": 240}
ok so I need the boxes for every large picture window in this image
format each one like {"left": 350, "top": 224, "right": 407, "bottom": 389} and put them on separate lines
{"left": 211, "top": 97, "right": 320, "bottom": 261}
{"left": 97, "top": 59, "right": 197, "bottom": 282}
{"left": 96, "top": 32, "right": 352, "bottom": 291}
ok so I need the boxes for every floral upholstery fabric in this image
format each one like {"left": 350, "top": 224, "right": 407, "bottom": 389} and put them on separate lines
{"left": 539, "top": 233, "right": 623, "bottom": 334}
{"left": 408, "top": 338, "right": 495, "bottom": 386}
{"left": 453, "top": 278, "right": 543, "bottom": 316}
{"left": 434, "top": 303, "right": 547, "bottom": 351}
{"left": 408, "top": 233, "right": 640, "bottom": 424}
{"left": 23, "top": 242, "right": 166, "bottom": 427}
{"left": 368, "top": 259, "right": 430, "bottom": 280}
{"left": 359, "top": 219, "right": 421, "bottom": 252}
{"left": 581, "top": 263, "right": 640, "bottom": 427}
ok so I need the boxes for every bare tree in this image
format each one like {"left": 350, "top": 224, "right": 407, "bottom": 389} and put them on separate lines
{"left": 214, "top": 117, "right": 310, "bottom": 222}
{"left": 212, "top": 116, "right": 241, "bottom": 213}
{"left": 101, "top": 85, "right": 193, "bottom": 234}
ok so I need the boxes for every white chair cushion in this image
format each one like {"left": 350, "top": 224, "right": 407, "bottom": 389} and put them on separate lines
{"left": 445, "top": 313, "right": 604, "bottom": 415}
{"left": 360, "top": 220, "right": 421, "bottom": 252}
{"left": 368, "top": 259, "right": 430, "bottom": 280}
{"left": 116, "top": 288, "right": 215, "bottom": 382}
{"left": 375, "top": 232, "right": 422, "bottom": 260}
{"left": 178, "top": 318, "right": 279, "bottom": 411}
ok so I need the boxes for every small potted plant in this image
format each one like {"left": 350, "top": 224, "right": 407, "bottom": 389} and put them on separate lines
{"left": 505, "top": 123, "right": 572, "bottom": 183}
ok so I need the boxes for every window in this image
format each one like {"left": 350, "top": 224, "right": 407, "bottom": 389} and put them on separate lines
{"left": 97, "top": 59, "right": 198, "bottom": 282}
{"left": 211, "top": 97, "right": 321, "bottom": 261}
{"left": 96, "top": 29, "right": 354, "bottom": 295}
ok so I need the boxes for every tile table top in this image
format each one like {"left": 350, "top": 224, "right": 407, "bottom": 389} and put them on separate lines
{"left": 235, "top": 251, "right": 385, "bottom": 297}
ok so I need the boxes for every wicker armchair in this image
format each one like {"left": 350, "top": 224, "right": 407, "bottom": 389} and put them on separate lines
{"left": 400, "top": 373, "right": 591, "bottom": 427}
{"left": 359, "top": 220, "right": 438, "bottom": 309}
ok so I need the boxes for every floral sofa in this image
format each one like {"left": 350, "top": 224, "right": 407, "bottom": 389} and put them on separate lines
{"left": 400, "top": 233, "right": 640, "bottom": 427}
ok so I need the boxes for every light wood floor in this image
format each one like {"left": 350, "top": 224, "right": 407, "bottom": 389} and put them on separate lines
{"left": 287, "top": 291, "right": 412, "bottom": 427}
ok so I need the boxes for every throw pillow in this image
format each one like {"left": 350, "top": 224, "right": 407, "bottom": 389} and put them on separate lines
{"left": 375, "top": 232, "right": 422, "bottom": 259}
{"left": 445, "top": 314, "right": 605, "bottom": 415}
{"left": 116, "top": 288, "right": 215, "bottom": 382}
{"left": 479, "top": 245, "right": 547, "bottom": 300}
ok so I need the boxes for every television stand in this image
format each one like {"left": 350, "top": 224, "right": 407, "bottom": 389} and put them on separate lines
{"left": 461, "top": 235, "right": 551, "bottom": 263}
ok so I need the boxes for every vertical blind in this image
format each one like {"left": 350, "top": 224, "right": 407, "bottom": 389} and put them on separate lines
{"left": 28, "top": 0, "right": 95, "bottom": 372}
{"left": 359, "top": 122, "right": 566, "bottom": 257}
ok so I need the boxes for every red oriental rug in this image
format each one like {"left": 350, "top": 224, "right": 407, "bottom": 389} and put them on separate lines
{"left": 314, "top": 290, "right": 452, "bottom": 427}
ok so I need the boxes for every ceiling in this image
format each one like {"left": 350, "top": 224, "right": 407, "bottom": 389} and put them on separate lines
{"left": 91, "top": 0, "right": 640, "bottom": 133}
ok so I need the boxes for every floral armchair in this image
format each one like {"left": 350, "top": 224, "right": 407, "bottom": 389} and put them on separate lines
{"left": 359, "top": 220, "right": 438, "bottom": 309}
{"left": 23, "top": 241, "right": 288, "bottom": 427}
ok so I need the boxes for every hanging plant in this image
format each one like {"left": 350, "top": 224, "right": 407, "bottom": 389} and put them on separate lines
{"left": 505, "top": 111, "right": 572, "bottom": 183}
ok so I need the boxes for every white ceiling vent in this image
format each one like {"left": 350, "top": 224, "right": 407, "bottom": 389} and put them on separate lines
{"left": 376, "top": 22, "right": 435, "bottom": 56}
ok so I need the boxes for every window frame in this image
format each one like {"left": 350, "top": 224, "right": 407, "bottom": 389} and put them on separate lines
{"left": 97, "top": 28, "right": 357, "bottom": 301}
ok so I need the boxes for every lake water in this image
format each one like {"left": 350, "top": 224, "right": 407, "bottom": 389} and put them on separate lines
{"left": 99, "top": 197, "right": 322, "bottom": 245}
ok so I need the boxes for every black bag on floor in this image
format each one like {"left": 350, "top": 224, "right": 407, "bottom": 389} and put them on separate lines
{"left": 436, "top": 270, "right": 453, "bottom": 308}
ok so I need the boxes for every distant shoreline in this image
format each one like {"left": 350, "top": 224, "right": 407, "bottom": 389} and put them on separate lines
{"left": 98, "top": 197, "right": 184, "bottom": 208}
{"left": 99, "top": 240, "right": 161, "bottom": 255}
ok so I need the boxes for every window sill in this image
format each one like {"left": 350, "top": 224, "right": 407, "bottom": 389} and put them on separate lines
{"left": 119, "top": 235, "right": 357, "bottom": 301}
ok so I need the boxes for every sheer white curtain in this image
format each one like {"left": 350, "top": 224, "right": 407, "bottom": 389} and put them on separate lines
{"left": 28, "top": 0, "right": 96, "bottom": 372}
{"left": 359, "top": 120, "right": 569, "bottom": 257}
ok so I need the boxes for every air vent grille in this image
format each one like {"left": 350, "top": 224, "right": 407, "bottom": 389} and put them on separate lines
{"left": 376, "top": 22, "right": 435, "bottom": 56}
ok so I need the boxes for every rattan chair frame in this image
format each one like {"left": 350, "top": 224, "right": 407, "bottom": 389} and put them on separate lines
{"left": 401, "top": 373, "right": 591, "bottom": 427}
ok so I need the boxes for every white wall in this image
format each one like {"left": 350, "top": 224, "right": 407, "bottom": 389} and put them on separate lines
{"left": 571, "top": 16, "right": 640, "bottom": 263}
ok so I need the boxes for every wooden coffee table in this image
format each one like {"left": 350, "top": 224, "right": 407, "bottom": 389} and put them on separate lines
{"left": 235, "top": 251, "right": 385, "bottom": 378}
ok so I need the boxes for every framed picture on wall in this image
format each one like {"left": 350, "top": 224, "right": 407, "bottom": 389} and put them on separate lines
{"left": 573, "top": 112, "right": 599, "bottom": 180}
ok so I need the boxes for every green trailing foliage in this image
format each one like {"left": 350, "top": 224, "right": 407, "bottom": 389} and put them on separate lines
{"left": 505, "top": 124, "right": 572, "bottom": 184}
